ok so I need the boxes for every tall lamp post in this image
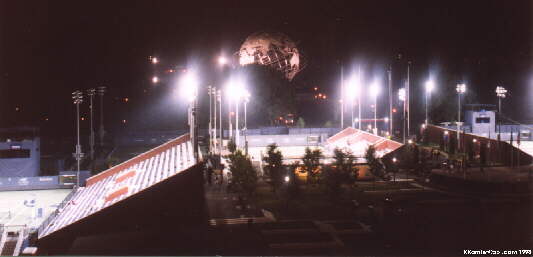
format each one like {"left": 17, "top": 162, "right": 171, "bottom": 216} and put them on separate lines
{"left": 226, "top": 79, "right": 246, "bottom": 148}
{"left": 72, "top": 90, "right": 84, "bottom": 187}
{"left": 399, "top": 88, "right": 406, "bottom": 143}
{"left": 87, "top": 88, "right": 96, "bottom": 160}
{"left": 347, "top": 74, "right": 361, "bottom": 128}
{"left": 370, "top": 80, "right": 380, "bottom": 135}
{"left": 217, "top": 89, "right": 222, "bottom": 154}
{"left": 425, "top": 80, "right": 434, "bottom": 124}
{"left": 495, "top": 86, "right": 507, "bottom": 137}
{"left": 456, "top": 83, "right": 466, "bottom": 144}
{"left": 180, "top": 72, "right": 199, "bottom": 162}
{"left": 243, "top": 90, "right": 250, "bottom": 155}
{"left": 97, "top": 86, "right": 106, "bottom": 146}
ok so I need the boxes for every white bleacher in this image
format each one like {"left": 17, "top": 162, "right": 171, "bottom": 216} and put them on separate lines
{"left": 39, "top": 136, "right": 196, "bottom": 239}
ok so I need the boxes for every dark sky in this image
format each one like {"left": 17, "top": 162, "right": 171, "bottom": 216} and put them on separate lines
{"left": 0, "top": 0, "right": 531, "bottom": 135}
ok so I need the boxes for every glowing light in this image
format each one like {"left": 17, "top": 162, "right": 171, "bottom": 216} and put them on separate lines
{"left": 179, "top": 72, "right": 199, "bottom": 102}
{"left": 496, "top": 86, "right": 507, "bottom": 98}
{"left": 384, "top": 117, "right": 389, "bottom": 123}
{"left": 151, "top": 57, "right": 158, "bottom": 64}
{"left": 392, "top": 157, "right": 397, "bottom": 163}
{"left": 81, "top": 117, "right": 85, "bottom": 121}
{"left": 370, "top": 80, "right": 380, "bottom": 97}
{"left": 225, "top": 78, "right": 246, "bottom": 102}
{"left": 284, "top": 176, "right": 290, "bottom": 182}
{"left": 152, "top": 76, "right": 159, "bottom": 83}
{"left": 398, "top": 88, "right": 406, "bottom": 102}
{"left": 408, "top": 139, "right": 413, "bottom": 144}
{"left": 346, "top": 74, "right": 361, "bottom": 101}
{"left": 218, "top": 56, "right": 227, "bottom": 66}
{"left": 314, "top": 87, "right": 318, "bottom": 91}
{"left": 122, "top": 119, "right": 127, "bottom": 124}
{"left": 444, "top": 130, "right": 449, "bottom": 135}
{"left": 392, "top": 108, "right": 397, "bottom": 113}
{"left": 456, "top": 83, "right": 466, "bottom": 94}
{"left": 473, "top": 139, "right": 477, "bottom": 143}
{"left": 425, "top": 80, "right": 435, "bottom": 93}
{"left": 124, "top": 98, "right": 129, "bottom": 102}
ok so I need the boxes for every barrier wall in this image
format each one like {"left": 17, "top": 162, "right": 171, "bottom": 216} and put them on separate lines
{"left": 424, "top": 124, "right": 532, "bottom": 166}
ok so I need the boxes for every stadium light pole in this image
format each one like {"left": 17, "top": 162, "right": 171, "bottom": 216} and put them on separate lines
{"left": 72, "top": 90, "right": 84, "bottom": 187}
{"left": 226, "top": 79, "right": 246, "bottom": 148}
{"left": 217, "top": 89, "right": 223, "bottom": 154}
{"left": 495, "top": 86, "right": 507, "bottom": 138}
{"left": 347, "top": 74, "right": 361, "bottom": 128}
{"left": 97, "top": 86, "right": 106, "bottom": 147}
{"left": 425, "top": 80, "right": 435, "bottom": 125}
{"left": 243, "top": 90, "right": 250, "bottom": 155}
{"left": 208, "top": 85, "right": 213, "bottom": 154}
{"left": 370, "top": 80, "right": 380, "bottom": 135}
{"left": 87, "top": 88, "right": 96, "bottom": 160}
{"left": 456, "top": 83, "right": 466, "bottom": 143}
{"left": 399, "top": 88, "right": 406, "bottom": 143}
{"left": 180, "top": 72, "right": 199, "bottom": 162}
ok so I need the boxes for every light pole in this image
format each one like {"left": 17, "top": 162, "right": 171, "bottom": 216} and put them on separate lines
{"left": 456, "top": 83, "right": 466, "bottom": 149}
{"left": 72, "top": 90, "right": 84, "bottom": 187}
{"left": 218, "top": 89, "right": 222, "bottom": 154}
{"left": 208, "top": 85, "right": 213, "bottom": 154}
{"left": 399, "top": 88, "right": 406, "bottom": 143}
{"left": 425, "top": 80, "right": 434, "bottom": 125}
{"left": 212, "top": 86, "right": 217, "bottom": 154}
{"left": 87, "top": 88, "right": 96, "bottom": 160}
{"left": 496, "top": 86, "right": 507, "bottom": 138}
{"left": 370, "top": 80, "right": 380, "bottom": 135}
{"left": 180, "top": 72, "right": 199, "bottom": 162}
{"left": 226, "top": 78, "right": 247, "bottom": 149}
{"left": 97, "top": 86, "right": 106, "bottom": 147}
{"left": 347, "top": 74, "right": 360, "bottom": 128}
{"left": 244, "top": 91, "right": 250, "bottom": 155}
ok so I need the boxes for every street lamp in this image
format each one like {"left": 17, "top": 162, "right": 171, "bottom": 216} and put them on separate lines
{"left": 425, "top": 80, "right": 435, "bottom": 124}
{"left": 179, "top": 72, "right": 199, "bottom": 162}
{"left": 72, "top": 90, "right": 84, "bottom": 187}
{"left": 151, "top": 57, "right": 159, "bottom": 64}
{"left": 243, "top": 90, "right": 250, "bottom": 154}
{"left": 456, "top": 83, "right": 466, "bottom": 144}
{"left": 370, "top": 80, "right": 380, "bottom": 135}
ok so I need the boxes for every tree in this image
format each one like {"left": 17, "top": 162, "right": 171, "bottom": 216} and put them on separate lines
{"left": 227, "top": 150, "right": 258, "bottom": 197}
{"left": 263, "top": 143, "right": 284, "bottom": 193}
{"left": 296, "top": 117, "right": 305, "bottom": 128}
{"left": 365, "top": 145, "right": 385, "bottom": 179}
{"left": 322, "top": 148, "right": 358, "bottom": 200}
{"left": 227, "top": 139, "right": 237, "bottom": 154}
{"left": 302, "top": 147, "right": 323, "bottom": 184}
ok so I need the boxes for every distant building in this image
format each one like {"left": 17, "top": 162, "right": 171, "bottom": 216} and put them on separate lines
{"left": 0, "top": 127, "right": 40, "bottom": 177}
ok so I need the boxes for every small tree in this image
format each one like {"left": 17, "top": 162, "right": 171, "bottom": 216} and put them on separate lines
{"left": 297, "top": 117, "right": 305, "bottom": 128}
{"left": 227, "top": 139, "right": 237, "bottom": 153}
{"left": 227, "top": 150, "right": 257, "bottom": 197}
{"left": 302, "top": 147, "right": 323, "bottom": 184}
{"left": 263, "top": 143, "right": 284, "bottom": 193}
{"left": 365, "top": 145, "right": 385, "bottom": 179}
{"left": 322, "top": 148, "right": 358, "bottom": 200}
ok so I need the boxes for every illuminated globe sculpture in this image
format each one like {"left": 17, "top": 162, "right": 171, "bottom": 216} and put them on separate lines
{"left": 238, "top": 31, "right": 303, "bottom": 81}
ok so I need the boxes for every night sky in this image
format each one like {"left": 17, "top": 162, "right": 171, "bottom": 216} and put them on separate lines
{"left": 1, "top": 0, "right": 531, "bottom": 136}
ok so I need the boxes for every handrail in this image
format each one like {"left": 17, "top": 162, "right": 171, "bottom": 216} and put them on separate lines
{"left": 37, "top": 187, "right": 78, "bottom": 238}
{"left": 0, "top": 229, "right": 7, "bottom": 255}
{"left": 13, "top": 227, "right": 25, "bottom": 256}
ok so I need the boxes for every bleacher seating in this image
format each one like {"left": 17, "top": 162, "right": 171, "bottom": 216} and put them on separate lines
{"left": 38, "top": 134, "right": 196, "bottom": 239}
